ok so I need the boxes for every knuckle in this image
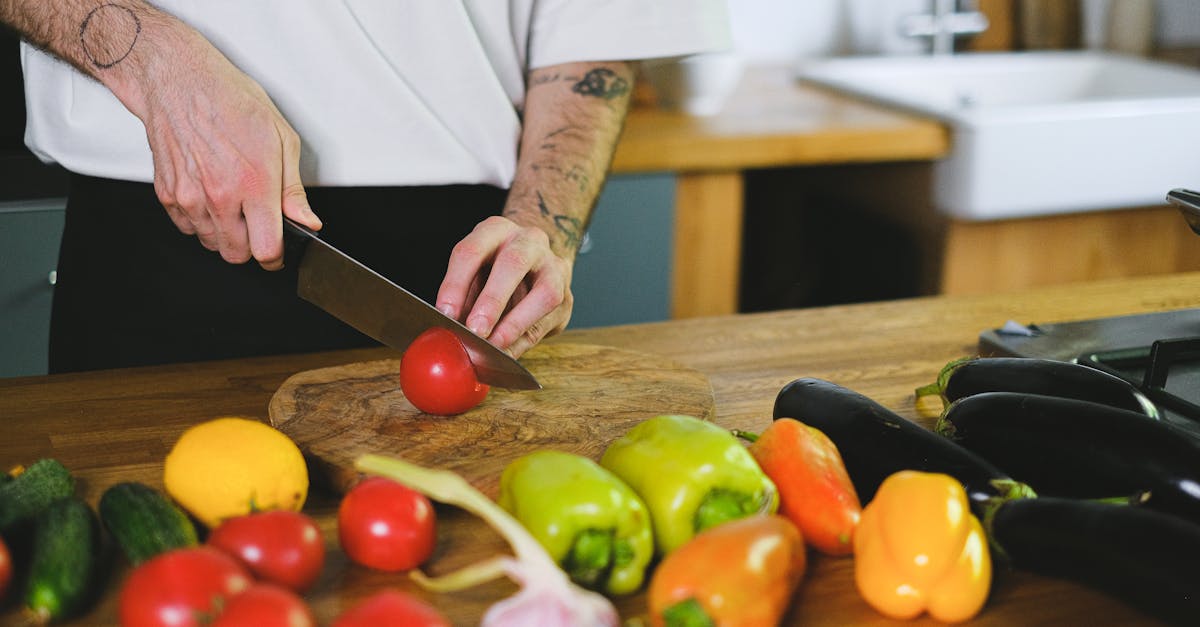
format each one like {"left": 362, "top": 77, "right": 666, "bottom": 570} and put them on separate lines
{"left": 153, "top": 181, "right": 176, "bottom": 207}
{"left": 282, "top": 181, "right": 308, "bottom": 203}
{"left": 496, "top": 247, "right": 534, "bottom": 270}
{"left": 451, "top": 238, "right": 487, "bottom": 263}
{"left": 220, "top": 247, "right": 252, "bottom": 264}
{"left": 475, "top": 291, "right": 508, "bottom": 313}
{"left": 173, "top": 186, "right": 206, "bottom": 213}
{"left": 481, "top": 215, "right": 514, "bottom": 229}
{"left": 521, "top": 226, "right": 550, "bottom": 247}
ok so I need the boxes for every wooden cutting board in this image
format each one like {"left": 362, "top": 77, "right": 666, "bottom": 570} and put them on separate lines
{"left": 269, "top": 343, "right": 715, "bottom": 497}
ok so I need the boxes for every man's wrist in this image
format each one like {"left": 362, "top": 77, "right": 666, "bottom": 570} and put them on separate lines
{"left": 502, "top": 196, "right": 588, "bottom": 262}
{"left": 84, "top": 7, "right": 196, "bottom": 120}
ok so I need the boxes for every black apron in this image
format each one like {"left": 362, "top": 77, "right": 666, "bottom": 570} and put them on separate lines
{"left": 49, "top": 174, "right": 506, "bottom": 373}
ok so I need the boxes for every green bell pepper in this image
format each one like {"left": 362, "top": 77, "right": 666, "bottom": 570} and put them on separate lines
{"left": 600, "top": 414, "right": 778, "bottom": 555}
{"left": 497, "top": 450, "right": 654, "bottom": 596}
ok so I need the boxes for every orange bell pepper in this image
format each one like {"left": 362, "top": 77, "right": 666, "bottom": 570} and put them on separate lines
{"left": 739, "top": 418, "right": 862, "bottom": 556}
{"left": 854, "top": 470, "right": 991, "bottom": 623}
{"left": 648, "top": 515, "right": 805, "bottom": 627}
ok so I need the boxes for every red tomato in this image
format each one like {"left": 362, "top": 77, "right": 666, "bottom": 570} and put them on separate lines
{"left": 118, "top": 546, "right": 252, "bottom": 627}
{"left": 338, "top": 477, "right": 436, "bottom": 572}
{"left": 332, "top": 590, "right": 450, "bottom": 627}
{"left": 399, "top": 327, "right": 489, "bottom": 415}
{"left": 208, "top": 510, "right": 326, "bottom": 593}
{"left": 211, "top": 583, "right": 315, "bottom": 627}
{"left": 0, "top": 535, "right": 11, "bottom": 602}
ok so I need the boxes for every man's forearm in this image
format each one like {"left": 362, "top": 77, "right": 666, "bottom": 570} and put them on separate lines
{"left": 0, "top": 0, "right": 194, "bottom": 117}
{"left": 504, "top": 61, "right": 635, "bottom": 261}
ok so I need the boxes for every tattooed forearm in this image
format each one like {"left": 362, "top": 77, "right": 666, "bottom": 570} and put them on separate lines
{"left": 515, "top": 191, "right": 584, "bottom": 253}
{"left": 507, "top": 61, "right": 634, "bottom": 260}
{"left": 79, "top": 3, "right": 141, "bottom": 69}
{"left": 530, "top": 67, "right": 631, "bottom": 102}
{"left": 571, "top": 68, "right": 630, "bottom": 100}
{"left": 531, "top": 162, "right": 590, "bottom": 193}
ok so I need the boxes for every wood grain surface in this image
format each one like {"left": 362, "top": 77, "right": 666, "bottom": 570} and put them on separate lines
{"left": 611, "top": 65, "right": 949, "bottom": 174}
{"left": 6, "top": 273, "right": 1200, "bottom": 625}
{"left": 269, "top": 343, "right": 715, "bottom": 497}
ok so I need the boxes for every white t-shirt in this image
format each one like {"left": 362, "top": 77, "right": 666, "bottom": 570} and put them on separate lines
{"left": 21, "top": 1, "right": 731, "bottom": 187}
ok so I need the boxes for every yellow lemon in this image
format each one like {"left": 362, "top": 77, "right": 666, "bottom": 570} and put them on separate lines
{"left": 164, "top": 416, "right": 308, "bottom": 529}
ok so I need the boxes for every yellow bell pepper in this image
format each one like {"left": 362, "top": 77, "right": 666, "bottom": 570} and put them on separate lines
{"left": 854, "top": 470, "right": 991, "bottom": 623}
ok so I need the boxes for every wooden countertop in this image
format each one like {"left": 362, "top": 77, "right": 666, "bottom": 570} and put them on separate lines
{"left": 5, "top": 272, "right": 1199, "bottom": 625}
{"left": 610, "top": 65, "right": 951, "bottom": 173}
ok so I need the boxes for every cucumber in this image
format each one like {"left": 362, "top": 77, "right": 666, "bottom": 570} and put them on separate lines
{"left": 937, "top": 391, "right": 1200, "bottom": 522}
{"left": 25, "top": 497, "right": 100, "bottom": 623}
{"left": 0, "top": 459, "right": 75, "bottom": 534}
{"left": 986, "top": 497, "right": 1200, "bottom": 625}
{"left": 918, "top": 357, "right": 1159, "bottom": 417}
{"left": 772, "top": 378, "right": 1036, "bottom": 513}
{"left": 99, "top": 482, "right": 199, "bottom": 564}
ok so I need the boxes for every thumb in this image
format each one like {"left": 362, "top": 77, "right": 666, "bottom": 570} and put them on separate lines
{"left": 280, "top": 132, "right": 321, "bottom": 230}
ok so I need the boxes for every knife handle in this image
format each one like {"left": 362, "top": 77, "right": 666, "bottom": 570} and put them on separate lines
{"left": 282, "top": 217, "right": 320, "bottom": 269}
{"left": 283, "top": 217, "right": 320, "bottom": 240}
{"left": 1167, "top": 189, "right": 1200, "bottom": 237}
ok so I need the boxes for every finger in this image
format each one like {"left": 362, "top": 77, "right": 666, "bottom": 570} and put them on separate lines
{"left": 160, "top": 201, "right": 194, "bottom": 234}
{"left": 204, "top": 174, "right": 253, "bottom": 265}
{"left": 240, "top": 131, "right": 287, "bottom": 270}
{"left": 174, "top": 180, "right": 222, "bottom": 252}
{"left": 448, "top": 271, "right": 487, "bottom": 325}
{"left": 436, "top": 218, "right": 513, "bottom": 322}
{"left": 279, "top": 128, "right": 320, "bottom": 232}
{"left": 464, "top": 230, "right": 546, "bottom": 338}
{"left": 503, "top": 304, "right": 570, "bottom": 359}
{"left": 489, "top": 278, "right": 569, "bottom": 352}
{"left": 153, "top": 154, "right": 196, "bottom": 235}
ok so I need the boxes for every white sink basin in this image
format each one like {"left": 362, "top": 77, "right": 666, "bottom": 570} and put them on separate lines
{"left": 797, "top": 51, "right": 1200, "bottom": 220}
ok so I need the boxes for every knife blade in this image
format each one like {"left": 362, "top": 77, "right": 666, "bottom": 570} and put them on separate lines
{"left": 283, "top": 218, "right": 541, "bottom": 390}
{"left": 1167, "top": 188, "right": 1200, "bottom": 236}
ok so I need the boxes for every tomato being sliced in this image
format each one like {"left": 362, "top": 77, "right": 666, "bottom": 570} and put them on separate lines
{"left": 211, "top": 583, "right": 315, "bottom": 627}
{"left": 399, "top": 327, "right": 489, "bottom": 415}
{"left": 118, "top": 546, "right": 251, "bottom": 627}
{"left": 332, "top": 590, "right": 450, "bottom": 627}
{"left": 338, "top": 477, "right": 436, "bottom": 572}
{"left": 208, "top": 510, "right": 326, "bottom": 593}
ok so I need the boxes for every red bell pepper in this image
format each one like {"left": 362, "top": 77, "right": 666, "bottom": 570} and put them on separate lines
{"left": 738, "top": 418, "right": 862, "bottom": 555}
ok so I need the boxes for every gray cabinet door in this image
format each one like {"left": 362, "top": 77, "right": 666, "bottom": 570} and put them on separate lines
{"left": 0, "top": 199, "right": 66, "bottom": 377}
{"left": 570, "top": 174, "right": 674, "bottom": 328}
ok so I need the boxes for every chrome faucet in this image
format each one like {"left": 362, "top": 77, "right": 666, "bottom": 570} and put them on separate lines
{"left": 900, "top": 0, "right": 990, "bottom": 55}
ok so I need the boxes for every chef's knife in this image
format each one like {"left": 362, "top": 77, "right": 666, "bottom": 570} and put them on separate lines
{"left": 1167, "top": 188, "right": 1200, "bottom": 236}
{"left": 283, "top": 218, "right": 541, "bottom": 390}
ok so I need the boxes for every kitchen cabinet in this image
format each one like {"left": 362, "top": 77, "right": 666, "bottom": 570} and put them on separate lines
{"left": 571, "top": 173, "right": 674, "bottom": 328}
{"left": 621, "top": 63, "right": 1200, "bottom": 310}
{"left": 610, "top": 65, "right": 950, "bottom": 318}
{"left": 0, "top": 198, "right": 65, "bottom": 377}
{"left": 786, "top": 160, "right": 1200, "bottom": 297}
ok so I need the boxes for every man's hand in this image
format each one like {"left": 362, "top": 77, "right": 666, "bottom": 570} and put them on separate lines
{"left": 139, "top": 43, "right": 320, "bottom": 269}
{"left": 437, "top": 216, "right": 574, "bottom": 359}
{"left": 436, "top": 61, "right": 634, "bottom": 358}
{"left": 0, "top": 1, "right": 321, "bottom": 269}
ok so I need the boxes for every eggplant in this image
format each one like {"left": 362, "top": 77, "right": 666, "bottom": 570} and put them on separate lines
{"left": 938, "top": 391, "right": 1200, "bottom": 522}
{"left": 987, "top": 497, "right": 1200, "bottom": 626}
{"left": 772, "top": 378, "right": 1035, "bottom": 511}
{"left": 918, "top": 357, "right": 1159, "bottom": 418}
